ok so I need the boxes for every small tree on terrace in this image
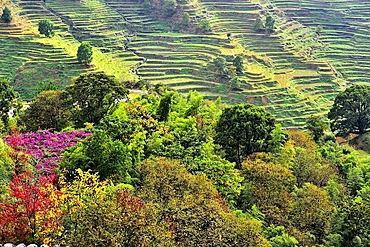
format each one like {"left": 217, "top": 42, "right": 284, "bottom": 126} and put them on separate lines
{"left": 197, "top": 19, "right": 211, "bottom": 33}
{"left": 38, "top": 20, "right": 54, "bottom": 37}
{"left": 253, "top": 17, "right": 264, "bottom": 32}
{"left": 265, "top": 14, "right": 275, "bottom": 32}
{"left": 163, "top": 0, "right": 177, "bottom": 16}
{"left": 233, "top": 55, "right": 244, "bottom": 74}
{"left": 77, "top": 41, "right": 93, "bottom": 65}
{"left": 328, "top": 84, "right": 370, "bottom": 137}
{"left": 1, "top": 7, "right": 12, "bottom": 23}
{"left": 213, "top": 56, "right": 227, "bottom": 75}
{"left": 182, "top": 12, "right": 190, "bottom": 26}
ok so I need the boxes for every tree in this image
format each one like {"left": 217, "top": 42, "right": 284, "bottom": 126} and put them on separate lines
{"left": 61, "top": 72, "right": 129, "bottom": 127}
{"left": 143, "top": 0, "right": 151, "bottom": 11}
{"left": 163, "top": 0, "right": 177, "bottom": 16}
{"left": 290, "top": 183, "right": 334, "bottom": 245}
{"left": 233, "top": 55, "right": 244, "bottom": 74}
{"left": 213, "top": 56, "right": 227, "bottom": 75}
{"left": 182, "top": 12, "right": 190, "bottom": 26}
{"left": 328, "top": 84, "right": 370, "bottom": 137}
{"left": 198, "top": 19, "right": 211, "bottom": 33}
{"left": 214, "top": 104, "right": 276, "bottom": 167}
{"left": 238, "top": 159, "right": 296, "bottom": 226}
{"left": 77, "top": 41, "right": 93, "bottom": 65}
{"left": 58, "top": 169, "right": 174, "bottom": 247}
{"left": 0, "top": 78, "right": 19, "bottom": 129}
{"left": 306, "top": 115, "right": 328, "bottom": 143}
{"left": 156, "top": 91, "right": 174, "bottom": 122}
{"left": 138, "top": 158, "right": 269, "bottom": 247}
{"left": 1, "top": 7, "right": 12, "bottom": 23}
{"left": 265, "top": 15, "right": 275, "bottom": 32}
{"left": 253, "top": 17, "right": 264, "bottom": 32}
{"left": 19, "top": 90, "right": 70, "bottom": 132}
{"left": 230, "top": 76, "right": 241, "bottom": 90}
{"left": 38, "top": 20, "right": 54, "bottom": 37}
{"left": 60, "top": 130, "right": 136, "bottom": 183}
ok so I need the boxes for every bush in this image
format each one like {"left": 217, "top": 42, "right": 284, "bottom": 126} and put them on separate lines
{"left": 38, "top": 20, "right": 54, "bottom": 37}
{"left": 198, "top": 19, "right": 211, "bottom": 33}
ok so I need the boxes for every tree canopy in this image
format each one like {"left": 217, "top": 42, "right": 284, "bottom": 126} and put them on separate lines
{"left": 1, "top": 7, "right": 12, "bottom": 23}
{"left": 215, "top": 104, "right": 277, "bottom": 167}
{"left": 328, "top": 84, "right": 370, "bottom": 137}
{"left": 38, "top": 20, "right": 54, "bottom": 37}
{"left": 61, "top": 72, "right": 129, "bottom": 127}
{"left": 77, "top": 42, "right": 93, "bottom": 65}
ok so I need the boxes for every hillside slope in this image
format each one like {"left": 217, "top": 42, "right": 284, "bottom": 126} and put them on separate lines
{"left": 2, "top": 0, "right": 366, "bottom": 126}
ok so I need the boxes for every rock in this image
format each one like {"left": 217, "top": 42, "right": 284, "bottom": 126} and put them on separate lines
{"left": 16, "top": 244, "right": 26, "bottom": 247}
{"left": 27, "top": 245, "right": 38, "bottom": 247}
{"left": 4, "top": 244, "right": 15, "bottom": 247}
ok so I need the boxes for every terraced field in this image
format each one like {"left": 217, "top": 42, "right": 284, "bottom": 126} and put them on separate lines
{"left": 0, "top": 5, "right": 93, "bottom": 99}
{"left": 197, "top": 0, "right": 340, "bottom": 125}
{"left": 1, "top": 0, "right": 354, "bottom": 126}
{"left": 270, "top": 0, "right": 370, "bottom": 84}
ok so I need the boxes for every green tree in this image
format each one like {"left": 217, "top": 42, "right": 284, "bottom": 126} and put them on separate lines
{"left": 1, "top": 7, "right": 12, "bottom": 23}
{"left": 60, "top": 130, "right": 135, "bottom": 183}
{"left": 77, "top": 41, "right": 93, "bottom": 65}
{"left": 213, "top": 56, "right": 227, "bottom": 75}
{"left": 253, "top": 17, "right": 264, "bottom": 32}
{"left": 138, "top": 158, "right": 269, "bottom": 247}
{"left": 215, "top": 104, "right": 276, "bottom": 167}
{"left": 38, "top": 20, "right": 54, "bottom": 37}
{"left": 230, "top": 76, "right": 241, "bottom": 89}
{"left": 233, "top": 55, "right": 244, "bottom": 74}
{"left": 306, "top": 115, "right": 328, "bottom": 143}
{"left": 264, "top": 225, "right": 299, "bottom": 247}
{"left": 290, "top": 183, "right": 334, "bottom": 245}
{"left": 197, "top": 19, "right": 211, "bottom": 33}
{"left": 143, "top": 0, "right": 151, "bottom": 11}
{"left": 156, "top": 91, "right": 174, "bottom": 122}
{"left": 0, "top": 78, "right": 19, "bottom": 129}
{"left": 265, "top": 15, "right": 275, "bottom": 32}
{"left": 163, "top": 0, "right": 177, "bottom": 16}
{"left": 334, "top": 198, "right": 370, "bottom": 247}
{"left": 61, "top": 72, "right": 129, "bottom": 127}
{"left": 182, "top": 12, "right": 190, "bottom": 26}
{"left": 238, "top": 159, "right": 296, "bottom": 226}
{"left": 58, "top": 170, "right": 174, "bottom": 247}
{"left": 328, "top": 84, "right": 370, "bottom": 137}
{"left": 19, "top": 90, "right": 71, "bottom": 132}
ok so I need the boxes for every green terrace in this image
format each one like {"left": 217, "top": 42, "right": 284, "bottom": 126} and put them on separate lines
{"left": 270, "top": 0, "right": 370, "bottom": 85}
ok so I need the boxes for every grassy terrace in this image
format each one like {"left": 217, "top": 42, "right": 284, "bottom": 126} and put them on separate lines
{"left": 1, "top": 0, "right": 346, "bottom": 126}
{"left": 270, "top": 0, "right": 370, "bottom": 84}
{"left": 0, "top": 1, "right": 94, "bottom": 100}
{"left": 197, "top": 0, "right": 339, "bottom": 126}
{"left": 1, "top": 0, "right": 140, "bottom": 100}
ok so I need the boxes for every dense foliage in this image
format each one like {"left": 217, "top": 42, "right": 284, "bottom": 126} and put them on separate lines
{"left": 1, "top": 83, "right": 370, "bottom": 247}
{"left": 61, "top": 72, "right": 129, "bottom": 127}
{"left": 328, "top": 84, "right": 370, "bottom": 137}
